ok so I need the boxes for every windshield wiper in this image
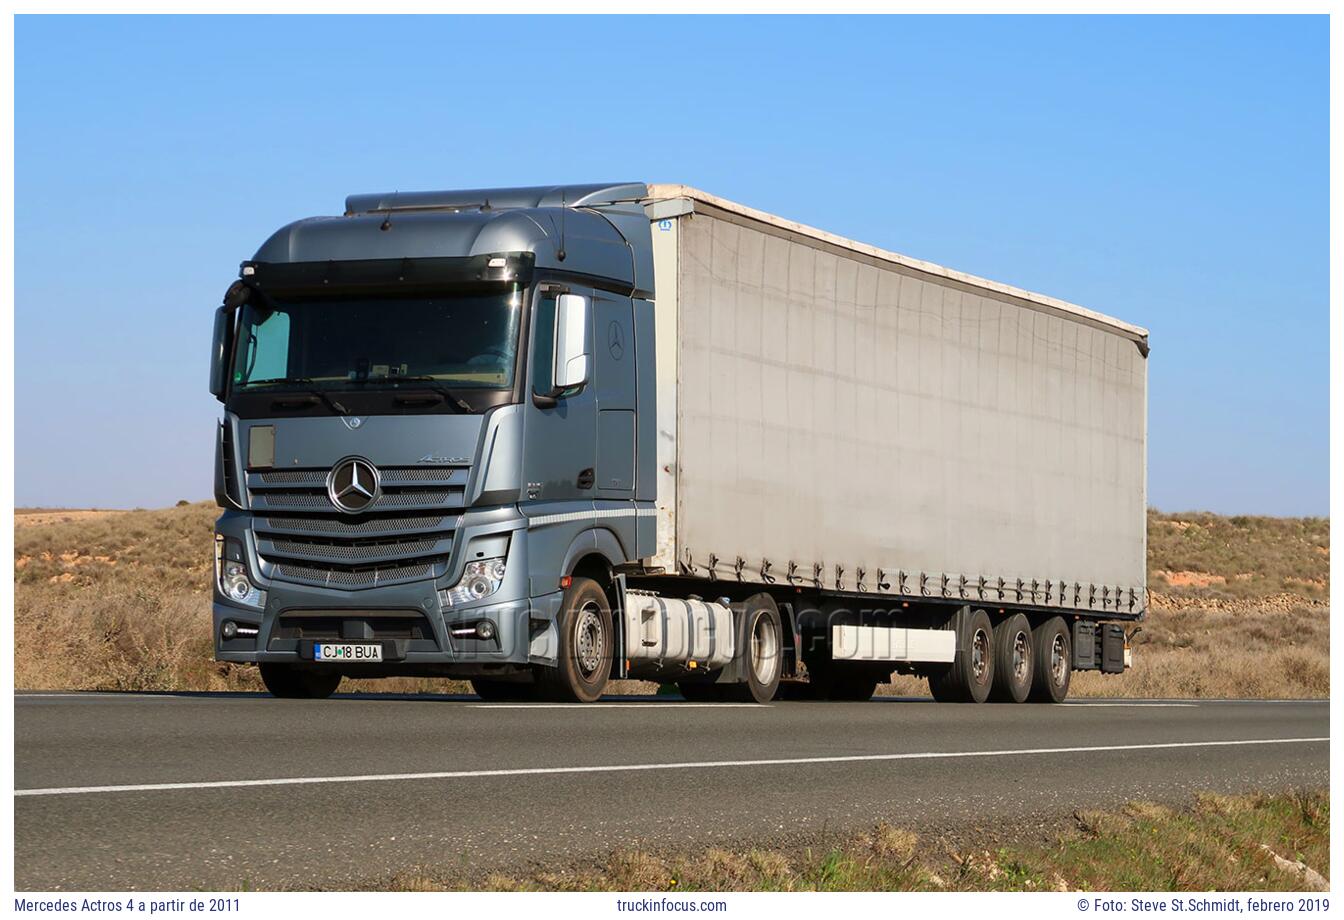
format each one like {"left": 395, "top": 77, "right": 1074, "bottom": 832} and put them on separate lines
{"left": 243, "top": 377, "right": 350, "bottom": 416}
{"left": 355, "top": 376, "right": 474, "bottom": 414}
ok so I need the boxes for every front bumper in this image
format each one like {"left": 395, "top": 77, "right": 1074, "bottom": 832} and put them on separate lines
{"left": 213, "top": 508, "right": 557, "bottom": 674}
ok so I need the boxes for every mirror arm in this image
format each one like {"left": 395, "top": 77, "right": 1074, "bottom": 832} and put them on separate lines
{"left": 532, "top": 391, "right": 559, "bottom": 409}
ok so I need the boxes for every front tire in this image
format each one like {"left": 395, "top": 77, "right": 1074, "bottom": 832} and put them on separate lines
{"left": 1029, "top": 617, "right": 1072, "bottom": 703}
{"left": 928, "top": 608, "right": 995, "bottom": 703}
{"left": 990, "top": 613, "right": 1034, "bottom": 703}
{"left": 534, "top": 577, "right": 612, "bottom": 703}
{"left": 259, "top": 664, "right": 341, "bottom": 700}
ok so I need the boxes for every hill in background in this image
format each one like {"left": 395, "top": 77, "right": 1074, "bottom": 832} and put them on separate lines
{"left": 13, "top": 504, "right": 1330, "bottom": 697}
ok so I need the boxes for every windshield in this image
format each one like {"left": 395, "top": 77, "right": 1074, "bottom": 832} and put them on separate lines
{"left": 230, "top": 287, "right": 523, "bottom": 392}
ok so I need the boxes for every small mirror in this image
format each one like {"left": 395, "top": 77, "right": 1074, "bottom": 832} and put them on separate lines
{"left": 552, "top": 293, "right": 591, "bottom": 391}
{"left": 209, "top": 306, "right": 231, "bottom": 400}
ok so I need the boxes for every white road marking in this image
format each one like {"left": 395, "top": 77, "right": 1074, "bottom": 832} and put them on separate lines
{"left": 14, "top": 736, "right": 1327, "bottom": 798}
{"left": 472, "top": 703, "right": 768, "bottom": 709}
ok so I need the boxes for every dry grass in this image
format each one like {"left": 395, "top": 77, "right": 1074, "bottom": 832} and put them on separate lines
{"left": 1148, "top": 510, "right": 1328, "bottom": 599}
{"left": 366, "top": 789, "right": 1328, "bottom": 892}
{"left": 12, "top": 502, "right": 1329, "bottom": 698}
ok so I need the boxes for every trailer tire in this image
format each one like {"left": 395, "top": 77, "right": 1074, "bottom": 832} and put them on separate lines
{"left": 990, "top": 613, "right": 1034, "bottom": 703}
{"left": 471, "top": 678, "right": 536, "bottom": 702}
{"left": 928, "top": 608, "right": 994, "bottom": 703}
{"left": 534, "top": 577, "right": 612, "bottom": 703}
{"left": 1029, "top": 617, "right": 1072, "bottom": 703}
{"left": 723, "top": 594, "right": 783, "bottom": 704}
{"left": 259, "top": 664, "right": 341, "bottom": 700}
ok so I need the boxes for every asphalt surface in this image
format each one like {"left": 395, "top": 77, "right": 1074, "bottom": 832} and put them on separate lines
{"left": 14, "top": 692, "right": 1329, "bottom": 891}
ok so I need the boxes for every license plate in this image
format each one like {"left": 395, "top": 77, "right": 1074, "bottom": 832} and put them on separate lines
{"left": 313, "top": 643, "right": 383, "bottom": 663}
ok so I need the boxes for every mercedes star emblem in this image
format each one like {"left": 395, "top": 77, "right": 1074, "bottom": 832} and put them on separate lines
{"left": 326, "top": 456, "right": 381, "bottom": 513}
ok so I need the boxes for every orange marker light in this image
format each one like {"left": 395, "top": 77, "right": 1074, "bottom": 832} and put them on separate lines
{"left": 559, "top": 575, "right": 572, "bottom": 589}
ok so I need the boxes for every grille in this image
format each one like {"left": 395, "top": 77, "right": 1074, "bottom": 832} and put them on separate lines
{"left": 275, "top": 561, "right": 436, "bottom": 587}
{"left": 250, "top": 487, "right": 462, "bottom": 512}
{"left": 248, "top": 465, "right": 464, "bottom": 588}
{"left": 254, "top": 466, "right": 466, "bottom": 485}
{"left": 264, "top": 515, "right": 449, "bottom": 535}
{"left": 271, "top": 613, "right": 434, "bottom": 642}
{"left": 270, "top": 537, "right": 440, "bottom": 560}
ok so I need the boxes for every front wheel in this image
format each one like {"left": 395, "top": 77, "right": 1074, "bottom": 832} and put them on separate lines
{"left": 534, "top": 577, "right": 612, "bottom": 703}
{"left": 259, "top": 664, "right": 341, "bottom": 700}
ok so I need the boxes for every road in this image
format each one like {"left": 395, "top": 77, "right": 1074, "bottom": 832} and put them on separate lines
{"left": 13, "top": 692, "right": 1328, "bottom": 891}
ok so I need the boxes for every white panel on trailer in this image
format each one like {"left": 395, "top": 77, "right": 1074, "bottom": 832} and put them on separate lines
{"left": 651, "top": 189, "right": 1147, "bottom": 615}
{"left": 831, "top": 625, "right": 957, "bottom": 663}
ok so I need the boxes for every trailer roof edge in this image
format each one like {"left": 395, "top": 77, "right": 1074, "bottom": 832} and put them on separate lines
{"left": 644, "top": 184, "right": 1150, "bottom": 345}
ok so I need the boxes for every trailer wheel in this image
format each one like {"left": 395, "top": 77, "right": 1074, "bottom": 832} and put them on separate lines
{"left": 928, "top": 608, "right": 994, "bottom": 703}
{"left": 534, "top": 576, "right": 612, "bottom": 703}
{"left": 259, "top": 664, "right": 341, "bottom": 700}
{"left": 990, "top": 613, "right": 1034, "bottom": 703}
{"left": 1029, "top": 617, "right": 1072, "bottom": 703}
{"left": 471, "top": 678, "right": 536, "bottom": 702}
{"left": 723, "top": 594, "right": 783, "bottom": 704}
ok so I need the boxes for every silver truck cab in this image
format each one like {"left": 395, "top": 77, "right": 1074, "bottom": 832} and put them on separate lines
{"left": 210, "top": 184, "right": 661, "bottom": 702}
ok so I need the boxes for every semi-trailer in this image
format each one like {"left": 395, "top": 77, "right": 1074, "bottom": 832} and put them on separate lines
{"left": 210, "top": 182, "right": 1146, "bottom": 704}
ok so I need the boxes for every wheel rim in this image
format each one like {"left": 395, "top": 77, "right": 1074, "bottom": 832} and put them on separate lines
{"left": 1012, "top": 630, "right": 1030, "bottom": 683}
{"left": 971, "top": 627, "right": 990, "bottom": 683}
{"left": 750, "top": 612, "right": 779, "bottom": 686}
{"left": 1050, "top": 633, "right": 1068, "bottom": 686}
{"left": 574, "top": 602, "right": 605, "bottom": 677}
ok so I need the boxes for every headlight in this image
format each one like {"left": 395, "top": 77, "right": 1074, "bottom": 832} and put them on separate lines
{"left": 439, "top": 557, "right": 507, "bottom": 608}
{"left": 215, "top": 534, "right": 266, "bottom": 609}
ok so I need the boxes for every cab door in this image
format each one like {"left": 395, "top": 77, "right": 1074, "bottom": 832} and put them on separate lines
{"left": 522, "top": 286, "right": 597, "bottom": 502}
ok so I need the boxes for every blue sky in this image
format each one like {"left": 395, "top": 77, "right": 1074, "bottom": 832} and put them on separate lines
{"left": 15, "top": 15, "right": 1329, "bottom": 515}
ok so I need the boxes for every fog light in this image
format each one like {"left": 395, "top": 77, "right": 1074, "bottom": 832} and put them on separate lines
{"left": 221, "top": 620, "right": 238, "bottom": 640}
{"left": 475, "top": 620, "right": 496, "bottom": 641}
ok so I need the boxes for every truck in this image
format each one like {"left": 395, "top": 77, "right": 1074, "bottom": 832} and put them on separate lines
{"left": 210, "top": 182, "right": 1146, "bottom": 705}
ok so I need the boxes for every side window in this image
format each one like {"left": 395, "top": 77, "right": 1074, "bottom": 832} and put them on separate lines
{"left": 530, "top": 293, "right": 556, "bottom": 395}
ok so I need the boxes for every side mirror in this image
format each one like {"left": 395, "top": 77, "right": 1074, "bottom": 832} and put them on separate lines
{"left": 552, "top": 293, "right": 591, "bottom": 391}
{"left": 209, "top": 306, "right": 232, "bottom": 400}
